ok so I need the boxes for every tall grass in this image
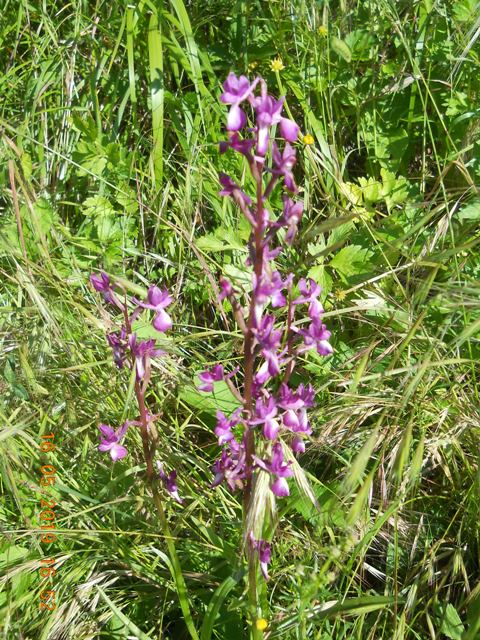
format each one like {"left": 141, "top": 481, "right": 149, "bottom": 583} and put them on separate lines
{"left": 1, "top": 0, "right": 480, "bottom": 638}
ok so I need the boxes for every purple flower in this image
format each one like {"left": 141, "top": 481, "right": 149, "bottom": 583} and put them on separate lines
{"left": 252, "top": 315, "right": 284, "bottom": 383}
{"left": 107, "top": 328, "right": 127, "bottom": 369}
{"left": 291, "top": 436, "right": 306, "bottom": 454}
{"left": 219, "top": 173, "right": 252, "bottom": 206}
{"left": 283, "top": 408, "right": 312, "bottom": 435}
{"left": 250, "top": 534, "right": 272, "bottom": 580}
{"left": 157, "top": 462, "right": 183, "bottom": 504}
{"left": 129, "top": 334, "right": 164, "bottom": 379}
{"left": 254, "top": 443, "right": 293, "bottom": 497}
{"left": 90, "top": 271, "right": 121, "bottom": 307}
{"left": 220, "top": 73, "right": 255, "bottom": 132}
{"left": 253, "top": 94, "right": 284, "bottom": 155}
{"left": 250, "top": 396, "right": 280, "bottom": 440}
{"left": 214, "top": 409, "right": 242, "bottom": 444}
{"left": 252, "top": 91, "right": 300, "bottom": 155}
{"left": 218, "top": 278, "right": 233, "bottom": 302}
{"left": 198, "top": 365, "right": 224, "bottom": 392}
{"left": 254, "top": 271, "right": 292, "bottom": 309}
{"left": 272, "top": 142, "right": 297, "bottom": 192}
{"left": 212, "top": 438, "right": 246, "bottom": 491}
{"left": 294, "top": 277, "right": 323, "bottom": 318}
{"left": 221, "top": 73, "right": 252, "bottom": 104}
{"left": 98, "top": 422, "right": 129, "bottom": 461}
{"left": 134, "top": 286, "right": 172, "bottom": 333}
{"left": 277, "top": 383, "right": 315, "bottom": 410}
{"left": 282, "top": 197, "right": 304, "bottom": 245}
{"left": 297, "top": 319, "right": 333, "bottom": 356}
{"left": 220, "top": 132, "right": 256, "bottom": 158}
{"left": 279, "top": 118, "right": 300, "bottom": 143}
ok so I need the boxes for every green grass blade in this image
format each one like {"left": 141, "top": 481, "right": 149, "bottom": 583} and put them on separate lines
{"left": 148, "top": 6, "right": 164, "bottom": 188}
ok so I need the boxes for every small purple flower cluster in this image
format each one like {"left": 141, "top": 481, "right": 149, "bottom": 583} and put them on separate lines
{"left": 90, "top": 272, "right": 180, "bottom": 502}
{"left": 198, "top": 73, "right": 334, "bottom": 578}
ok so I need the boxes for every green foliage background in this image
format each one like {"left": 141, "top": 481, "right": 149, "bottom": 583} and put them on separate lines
{"left": 1, "top": 0, "right": 480, "bottom": 638}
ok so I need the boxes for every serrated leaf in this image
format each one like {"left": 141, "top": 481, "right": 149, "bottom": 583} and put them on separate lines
{"left": 329, "top": 245, "right": 372, "bottom": 277}
{"left": 197, "top": 229, "right": 245, "bottom": 252}
{"left": 307, "top": 264, "right": 333, "bottom": 297}
{"left": 331, "top": 36, "right": 352, "bottom": 62}
{"left": 83, "top": 196, "right": 116, "bottom": 219}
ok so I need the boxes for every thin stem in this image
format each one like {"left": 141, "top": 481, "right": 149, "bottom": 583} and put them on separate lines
{"left": 242, "top": 163, "right": 266, "bottom": 638}
{"left": 282, "top": 294, "right": 296, "bottom": 385}
{"left": 123, "top": 305, "right": 199, "bottom": 640}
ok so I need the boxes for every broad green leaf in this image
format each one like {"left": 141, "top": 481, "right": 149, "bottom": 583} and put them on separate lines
{"left": 83, "top": 195, "right": 116, "bottom": 219}
{"left": 329, "top": 245, "right": 372, "bottom": 278}
{"left": 457, "top": 199, "right": 480, "bottom": 222}
{"left": 436, "top": 602, "right": 465, "bottom": 640}
{"left": 181, "top": 380, "right": 240, "bottom": 416}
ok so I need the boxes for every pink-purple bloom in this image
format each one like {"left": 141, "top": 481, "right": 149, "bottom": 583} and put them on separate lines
{"left": 272, "top": 142, "right": 298, "bottom": 192}
{"left": 250, "top": 534, "right": 272, "bottom": 580}
{"left": 157, "top": 462, "right": 183, "bottom": 504}
{"left": 214, "top": 409, "right": 242, "bottom": 444}
{"left": 98, "top": 422, "right": 129, "bottom": 461}
{"left": 90, "top": 271, "right": 121, "bottom": 308}
{"left": 254, "top": 443, "right": 294, "bottom": 497}
{"left": 128, "top": 334, "right": 165, "bottom": 380}
{"left": 211, "top": 74, "right": 335, "bottom": 572}
{"left": 134, "top": 286, "right": 172, "bottom": 333}
{"left": 198, "top": 365, "right": 225, "bottom": 392}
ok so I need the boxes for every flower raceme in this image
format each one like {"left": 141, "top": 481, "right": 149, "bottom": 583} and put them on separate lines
{"left": 197, "top": 73, "right": 334, "bottom": 579}
{"left": 90, "top": 273, "right": 180, "bottom": 503}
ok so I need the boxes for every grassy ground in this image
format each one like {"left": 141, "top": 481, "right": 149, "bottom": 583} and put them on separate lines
{"left": 1, "top": 0, "right": 480, "bottom": 638}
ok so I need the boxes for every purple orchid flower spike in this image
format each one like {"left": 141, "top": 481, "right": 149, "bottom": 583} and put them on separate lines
{"left": 157, "top": 462, "right": 183, "bottom": 504}
{"left": 254, "top": 442, "right": 294, "bottom": 497}
{"left": 134, "top": 285, "right": 172, "bottom": 333}
{"left": 211, "top": 74, "right": 336, "bottom": 593}
{"left": 98, "top": 422, "right": 129, "bottom": 461}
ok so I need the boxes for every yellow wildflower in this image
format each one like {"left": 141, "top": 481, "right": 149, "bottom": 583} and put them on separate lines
{"left": 319, "top": 25, "right": 328, "bottom": 37}
{"left": 334, "top": 289, "right": 347, "bottom": 301}
{"left": 303, "top": 134, "right": 315, "bottom": 145}
{"left": 248, "top": 60, "right": 259, "bottom": 71}
{"left": 256, "top": 618, "right": 268, "bottom": 631}
{"left": 271, "top": 57, "right": 285, "bottom": 72}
